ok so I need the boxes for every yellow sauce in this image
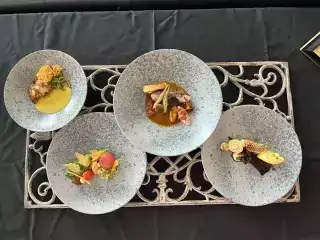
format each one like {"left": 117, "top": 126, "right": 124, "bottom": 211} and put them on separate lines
{"left": 35, "top": 87, "right": 71, "bottom": 114}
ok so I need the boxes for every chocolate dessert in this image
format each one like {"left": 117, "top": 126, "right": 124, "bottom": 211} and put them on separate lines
{"left": 221, "top": 138, "right": 284, "bottom": 176}
{"left": 231, "top": 150, "right": 273, "bottom": 176}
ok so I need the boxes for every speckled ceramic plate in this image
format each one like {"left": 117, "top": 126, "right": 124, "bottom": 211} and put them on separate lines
{"left": 202, "top": 105, "right": 302, "bottom": 206}
{"left": 4, "top": 50, "right": 87, "bottom": 132}
{"left": 114, "top": 49, "right": 222, "bottom": 156}
{"left": 46, "top": 112, "right": 147, "bottom": 214}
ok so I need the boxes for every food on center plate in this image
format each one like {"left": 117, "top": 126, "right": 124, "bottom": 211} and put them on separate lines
{"left": 220, "top": 138, "right": 285, "bottom": 176}
{"left": 64, "top": 149, "right": 120, "bottom": 185}
{"left": 29, "top": 64, "right": 71, "bottom": 114}
{"left": 143, "top": 81, "right": 192, "bottom": 126}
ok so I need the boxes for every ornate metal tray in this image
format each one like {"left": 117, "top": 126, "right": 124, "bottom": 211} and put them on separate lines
{"left": 24, "top": 61, "right": 300, "bottom": 208}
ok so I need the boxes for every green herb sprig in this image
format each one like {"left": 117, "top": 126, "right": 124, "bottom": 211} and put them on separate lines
{"left": 65, "top": 172, "right": 76, "bottom": 180}
{"left": 50, "top": 74, "right": 70, "bottom": 90}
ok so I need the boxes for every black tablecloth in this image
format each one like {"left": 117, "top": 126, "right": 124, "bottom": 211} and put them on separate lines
{"left": 0, "top": 0, "right": 320, "bottom": 13}
{"left": 1, "top": 8, "right": 320, "bottom": 240}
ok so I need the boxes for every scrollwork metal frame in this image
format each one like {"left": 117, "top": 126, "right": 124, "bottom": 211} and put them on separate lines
{"left": 24, "top": 61, "right": 300, "bottom": 209}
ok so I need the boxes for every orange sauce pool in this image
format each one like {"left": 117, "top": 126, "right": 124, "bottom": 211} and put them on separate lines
{"left": 145, "top": 82, "right": 188, "bottom": 127}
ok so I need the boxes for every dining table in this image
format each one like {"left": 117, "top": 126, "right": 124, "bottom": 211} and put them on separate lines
{"left": 1, "top": 8, "right": 320, "bottom": 240}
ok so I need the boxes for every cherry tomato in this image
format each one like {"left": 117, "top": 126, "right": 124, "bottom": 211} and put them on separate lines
{"left": 99, "top": 152, "right": 115, "bottom": 169}
{"left": 82, "top": 170, "right": 94, "bottom": 181}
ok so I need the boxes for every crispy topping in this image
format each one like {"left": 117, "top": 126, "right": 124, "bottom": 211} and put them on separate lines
{"left": 36, "top": 65, "right": 54, "bottom": 83}
{"left": 52, "top": 64, "right": 63, "bottom": 76}
{"left": 243, "top": 139, "right": 268, "bottom": 154}
{"left": 29, "top": 64, "right": 66, "bottom": 103}
{"left": 143, "top": 82, "right": 167, "bottom": 94}
{"left": 227, "top": 139, "right": 244, "bottom": 154}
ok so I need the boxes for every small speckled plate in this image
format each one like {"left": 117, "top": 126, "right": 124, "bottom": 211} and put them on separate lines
{"left": 114, "top": 49, "right": 222, "bottom": 156}
{"left": 46, "top": 112, "right": 147, "bottom": 214}
{"left": 202, "top": 105, "right": 302, "bottom": 206}
{"left": 4, "top": 50, "right": 87, "bottom": 132}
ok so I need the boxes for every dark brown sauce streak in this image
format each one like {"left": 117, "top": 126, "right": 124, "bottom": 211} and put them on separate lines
{"left": 232, "top": 149, "right": 273, "bottom": 176}
{"left": 145, "top": 82, "right": 189, "bottom": 127}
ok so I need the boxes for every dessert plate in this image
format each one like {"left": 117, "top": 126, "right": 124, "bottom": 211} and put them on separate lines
{"left": 202, "top": 105, "right": 302, "bottom": 206}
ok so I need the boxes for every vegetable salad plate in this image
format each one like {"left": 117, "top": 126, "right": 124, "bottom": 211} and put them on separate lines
{"left": 46, "top": 112, "right": 147, "bottom": 214}
{"left": 202, "top": 105, "right": 302, "bottom": 206}
{"left": 114, "top": 49, "right": 222, "bottom": 156}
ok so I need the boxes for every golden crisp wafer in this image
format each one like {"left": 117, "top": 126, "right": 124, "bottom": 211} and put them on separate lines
{"left": 243, "top": 139, "right": 268, "bottom": 154}
{"left": 227, "top": 139, "right": 244, "bottom": 154}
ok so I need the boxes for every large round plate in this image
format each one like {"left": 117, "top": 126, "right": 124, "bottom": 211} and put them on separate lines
{"left": 4, "top": 50, "right": 87, "bottom": 132}
{"left": 202, "top": 105, "right": 302, "bottom": 206}
{"left": 46, "top": 112, "right": 147, "bottom": 214}
{"left": 114, "top": 49, "right": 222, "bottom": 156}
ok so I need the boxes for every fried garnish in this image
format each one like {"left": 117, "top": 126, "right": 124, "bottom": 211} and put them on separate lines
{"left": 227, "top": 139, "right": 244, "bottom": 154}
{"left": 220, "top": 142, "right": 229, "bottom": 151}
{"left": 35, "top": 64, "right": 63, "bottom": 84}
{"left": 243, "top": 139, "right": 268, "bottom": 154}
{"left": 52, "top": 65, "right": 63, "bottom": 76}
{"left": 169, "top": 106, "right": 178, "bottom": 123}
{"left": 143, "top": 82, "right": 167, "bottom": 94}
{"left": 29, "top": 64, "right": 66, "bottom": 103}
{"left": 36, "top": 65, "right": 54, "bottom": 83}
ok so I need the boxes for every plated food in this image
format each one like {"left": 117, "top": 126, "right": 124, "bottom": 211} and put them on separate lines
{"left": 144, "top": 81, "right": 192, "bottom": 126}
{"left": 4, "top": 50, "right": 87, "bottom": 132}
{"left": 30, "top": 64, "right": 71, "bottom": 113}
{"left": 114, "top": 49, "right": 222, "bottom": 156}
{"left": 64, "top": 149, "right": 120, "bottom": 185}
{"left": 46, "top": 112, "right": 146, "bottom": 214}
{"left": 202, "top": 105, "right": 302, "bottom": 206}
{"left": 221, "top": 138, "right": 284, "bottom": 176}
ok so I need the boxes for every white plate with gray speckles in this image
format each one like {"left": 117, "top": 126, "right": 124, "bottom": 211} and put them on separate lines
{"left": 46, "top": 112, "right": 147, "bottom": 214}
{"left": 202, "top": 105, "right": 302, "bottom": 206}
{"left": 4, "top": 50, "right": 87, "bottom": 132}
{"left": 114, "top": 49, "right": 222, "bottom": 156}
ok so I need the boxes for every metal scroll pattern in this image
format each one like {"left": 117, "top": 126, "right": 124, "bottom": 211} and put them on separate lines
{"left": 24, "top": 62, "right": 300, "bottom": 208}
